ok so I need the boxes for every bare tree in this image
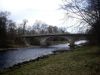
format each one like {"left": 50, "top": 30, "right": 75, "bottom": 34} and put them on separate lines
{"left": 22, "top": 19, "right": 28, "bottom": 35}
{"left": 62, "top": 0, "right": 100, "bottom": 45}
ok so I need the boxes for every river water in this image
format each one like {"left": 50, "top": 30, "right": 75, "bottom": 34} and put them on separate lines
{"left": 0, "top": 44, "right": 70, "bottom": 69}
{"left": 0, "top": 40, "right": 87, "bottom": 69}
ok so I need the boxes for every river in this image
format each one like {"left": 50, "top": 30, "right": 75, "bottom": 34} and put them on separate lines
{"left": 0, "top": 40, "right": 87, "bottom": 69}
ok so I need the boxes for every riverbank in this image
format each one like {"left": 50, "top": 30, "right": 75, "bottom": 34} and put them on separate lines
{"left": 0, "top": 46, "right": 100, "bottom": 75}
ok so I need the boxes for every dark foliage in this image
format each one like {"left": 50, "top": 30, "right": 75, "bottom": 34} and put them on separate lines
{"left": 87, "top": 0, "right": 100, "bottom": 45}
{"left": 0, "top": 12, "right": 8, "bottom": 48}
{"left": 88, "top": 20, "right": 100, "bottom": 45}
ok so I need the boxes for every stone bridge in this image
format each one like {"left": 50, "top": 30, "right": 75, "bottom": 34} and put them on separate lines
{"left": 21, "top": 33, "right": 90, "bottom": 47}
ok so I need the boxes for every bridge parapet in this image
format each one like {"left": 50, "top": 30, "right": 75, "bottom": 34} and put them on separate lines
{"left": 21, "top": 33, "right": 91, "bottom": 38}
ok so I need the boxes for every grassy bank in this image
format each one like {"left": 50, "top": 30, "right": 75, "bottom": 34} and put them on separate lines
{"left": 0, "top": 46, "right": 100, "bottom": 75}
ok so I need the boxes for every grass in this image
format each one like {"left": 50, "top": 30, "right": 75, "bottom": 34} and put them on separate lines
{"left": 0, "top": 46, "right": 100, "bottom": 75}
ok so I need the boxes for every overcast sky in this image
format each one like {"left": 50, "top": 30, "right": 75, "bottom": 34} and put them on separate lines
{"left": 0, "top": 0, "right": 83, "bottom": 33}
{"left": 0, "top": 0, "right": 66, "bottom": 26}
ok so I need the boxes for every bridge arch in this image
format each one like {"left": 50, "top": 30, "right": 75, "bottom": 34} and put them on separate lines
{"left": 40, "top": 36, "right": 70, "bottom": 46}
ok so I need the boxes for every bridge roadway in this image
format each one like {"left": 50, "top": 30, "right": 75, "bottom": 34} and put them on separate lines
{"left": 21, "top": 33, "right": 91, "bottom": 38}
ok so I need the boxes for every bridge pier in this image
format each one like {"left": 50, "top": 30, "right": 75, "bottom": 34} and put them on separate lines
{"left": 69, "top": 40, "right": 75, "bottom": 49}
{"left": 22, "top": 38, "right": 30, "bottom": 47}
{"left": 39, "top": 37, "right": 48, "bottom": 46}
{"left": 67, "top": 37, "right": 76, "bottom": 49}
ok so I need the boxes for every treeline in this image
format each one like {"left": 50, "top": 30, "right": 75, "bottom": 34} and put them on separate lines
{"left": 26, "top": 20, "right": 66, "bottom": 35}
{"left": 0, "top": 11, "right": 67, "bottom": 48}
